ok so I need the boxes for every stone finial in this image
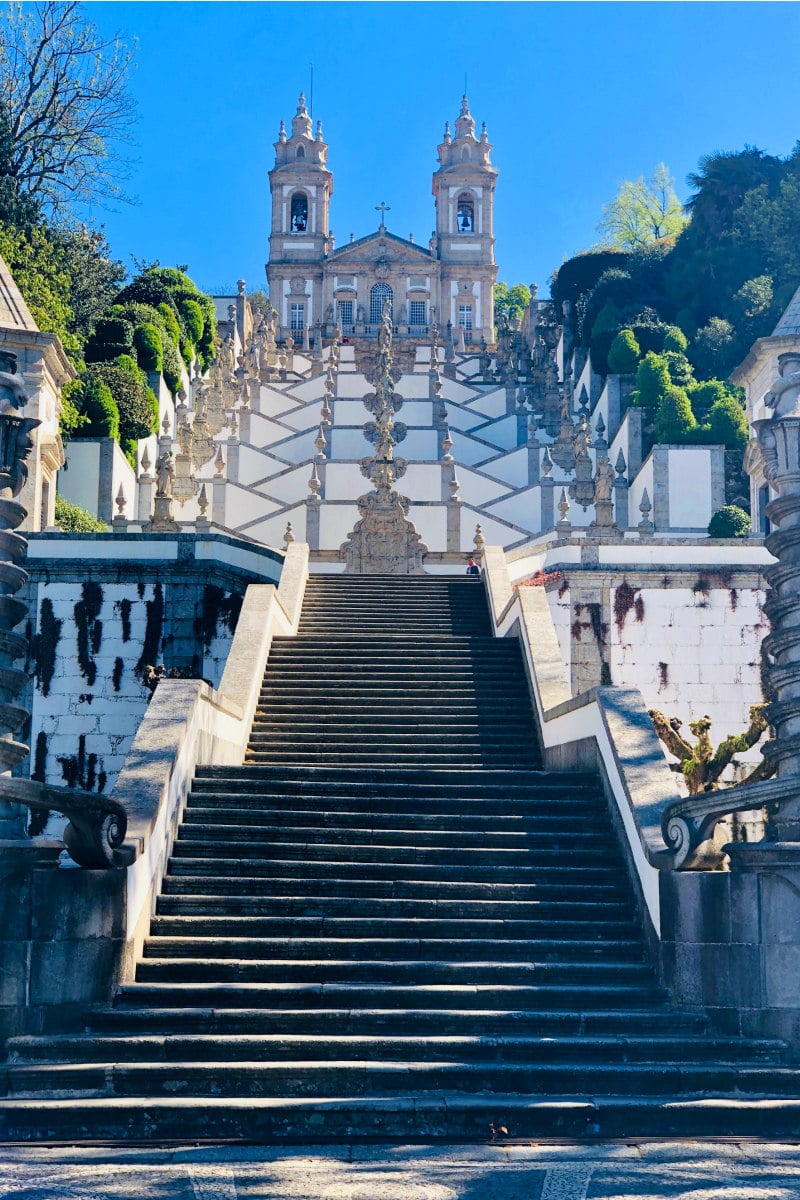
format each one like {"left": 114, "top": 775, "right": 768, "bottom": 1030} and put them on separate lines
{"left": 441, "top": 427, "right": 454, "bottom": 463}
{"left": 278, "top": 120, "right": 286, "bottom": 143}
{"left": 283, "top": 520, "right": 295, "bottom": 547}
{"left": 315, "top": 423, "right": 327, "bottom": 460}
{"left": 308, "top": 461, "right": 321, "bottom": 501}
{"left": 595, "top": 412, "right": 607, "bottom": 452}
{"left": 140, "top": 445, "right": 152, "bottom": 477}
{"left": 473, "top": 523, "right": 486, "bottom": 557}
{"left": 557, "top": 487, "right": 572, "bottom": 532}
{"left": 237, "top": 279, "right": 246, "bottom": 295}
{"left": 316, "top": 119, "right": 324, "bottom": 142}
{"left": 448, "top": 467, "right": 461, "bottom": 502}
{"left": 638, "top": 488, "right": 654, "bottom": 535}
{"left": 615, "top": 448, "right": 627, "bottom": 478}
{"left": 214, "top": 445, "right": 225, "bottom": 475}
{"left": 115, "top": 484, "right": 126, "bottom": 518}
{"left": 161, "top": 412, "right": 171, "bottom": 437}
{"left": 541, "top": 445, "right": 554, "bottom": 479}
{"left": 197, "top": 483, "right": 209, "bottom": 520}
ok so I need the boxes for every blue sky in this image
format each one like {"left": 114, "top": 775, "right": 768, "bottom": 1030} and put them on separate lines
{"left": 85, "top": 2, "right": 800, "bottom": 297}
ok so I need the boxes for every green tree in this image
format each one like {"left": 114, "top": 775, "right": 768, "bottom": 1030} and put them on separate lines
{"left": 607, "top": 328, "right": 641, "bottom": 374}
{"left": 494, "top": 281, "right": 531, "bottom": 325}
{"left": 708, "top": 392, "right": 749, "bottom": 450}
{"left": 597, "top": 163, "right": 687, "bottom": 251}
{"left": 691, "top": 317, "right": 736, "bottom": 378}
{"left": 654, "top": 383, "right": 697, "bottom": 444}
{"left": 0, "top": 2, "right": 135, "bottom": 217}
{"left": 633, "top": 352, "right": 672, "bottom": 415}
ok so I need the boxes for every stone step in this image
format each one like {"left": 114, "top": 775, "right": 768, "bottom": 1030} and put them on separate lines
{"left": 158, "top": 880, "right": 632, "bottom": 909}
{"left": 245, "top": 730, "right": 538, "bottom": 747}
{"left": 6, "top": 1093, "right": 800, "bottom": 1142}
{"left": 141, "top": 936, "right": 645, "bottom": 963}
{"left": 8, "top": 1032, "right": 783, "bottom": 1067}
{"left": 134, "top": 958, "right": 654, "bottom": 986}
{"left": 84, "top": 1005, "right": 711, "bottom": 1038}
{"left": 181, "top": 804, "right": 601, "bottom": 831}
{"left": 155, "top": 892, "right": 633, "bottom": 916}
{"left": 162, "top": 857, "right": 625, "bottom": 885}
{"left": 187, "top": 784, "right": 603, "bottom": 810}
{"left": 193, "top": 764, "right": 596, "bottom": 786}
{"left": 12, "top": 1060, "right": 799, "bottom": 1103}
{"left": 149, "top": 915, "right": 641, "bottom": 940}
{"left": 115, "top": 980, "right": 672, "bottom": 1011}
{"left": 178, "top": 818, "right": 607, "bottom": 849}
{"left": 169, "top": 840, "right": 620, "bottom": 872}
{"left": 243, "top": 754, "right": 541, "bottom": 768}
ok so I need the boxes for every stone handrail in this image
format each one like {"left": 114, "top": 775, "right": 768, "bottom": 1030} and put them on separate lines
{"left": 661, "top": 774, "right": 786, "bottom": 870}
{"left": 110, "top": 541, "right": 309, "bottom": 964}
{"left": 482, "top": 546, "right": 683, "bottom": 938}
{"left": 0, "top": 776, "right": 129, "bottom": 869}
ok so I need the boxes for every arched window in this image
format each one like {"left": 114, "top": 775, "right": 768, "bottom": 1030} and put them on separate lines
{"left": 290, "top": 192, "right": 308, "bottom": 232}
{"left": 296, "top": 145, "right": 305, "bottom": 159}
{"left": 457, "top": 193, "right": 474, "bottom": 233}
{"left": 370, "top": 283, "right": 393, "bottom": 324}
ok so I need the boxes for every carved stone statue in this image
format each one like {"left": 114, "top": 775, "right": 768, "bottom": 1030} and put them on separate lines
{"left": 155, "top": 452, "right": 174, "bottom": 497}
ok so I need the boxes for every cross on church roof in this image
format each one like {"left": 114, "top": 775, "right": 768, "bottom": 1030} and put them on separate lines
{"left": 375, "top": 201, "right": 390, "bottom": 229}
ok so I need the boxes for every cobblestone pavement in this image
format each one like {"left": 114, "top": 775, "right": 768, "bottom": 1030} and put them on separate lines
{"left": 1, "top": 1141, "right": 800, "bottom": 1199}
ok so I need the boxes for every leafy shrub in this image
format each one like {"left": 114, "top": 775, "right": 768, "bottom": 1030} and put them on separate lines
{"left": 662, "top": 349, "right": 694, "bottom": 388}
{"left": 157, "top": 302, "right": 181, "bottom": 343}
{"left": 133, "top": 322, "right": 163, "bottom": 372}
{"left": 663, "top": 325, "right": 689, "bottom": 353}
{"left": 707, "top": 505, "right": 751, "bottom": 538}
{"left": 87, "top": 358, "right": 158, "bottom": 464}
{"left": 688, "top": 378, "right": 732, "bottom": 424}
{"left": 550, "top": 250, "right": 630, "bottom": 310}
{"left": 69, "top": 375, "right": 120, "bottom": 439}
{"left": 114, "top": 274, "right": 176, "bottom": 312}
{"left": 654, "top": 384, "right": 697, "bottom": 444}
{"left": 607, "top": 328, "right": 641, "bottom": 374}
{"left": 84, "top": 315, "right": 134, "bottom": 364}
{"left": 690, "top": 317, "right": 736, "bottom": 378}
{"left": 633, "top": 352, "right": 672, "bottom": 414}
{"left": 708, "top": 392, "right": 749, "bottom": 450}
{"left": 161, "top": 336, "right": 184, "bottom": 395}
{"left": 54, "top": 496, "right": 106, "bottom": 533}
{"left": 178, "top": 297, "right": 204, "bottom": 344}
{"left": 59, "top": 380, "right": 90, "bottom": 441}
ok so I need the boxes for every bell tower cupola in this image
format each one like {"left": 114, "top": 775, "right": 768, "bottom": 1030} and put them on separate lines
{"left": 432, "top": 96, "right": 498, "bottom": 344}
{"left": 267, "top": 92, "right": 333, "bottom": 337}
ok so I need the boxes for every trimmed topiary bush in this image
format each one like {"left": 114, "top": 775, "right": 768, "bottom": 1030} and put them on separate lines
{"left": 178, "top": 297, "right": 204, "bottom": 344}
{"left": 54, "top": 496, "right": 107, "bottom": 533}
{"left": 84, "top": 315, "right": 134, "bottom": 364}
{"left": 707, "top": 505, "right": 751, "bottom": 538}
{"left": 654, "top": 383, "right": 697, "bottom": 444}
{"left": 70, "top": 375, "right": 120, "bottom": 439}
{"left": 663, "top": 324, "right": 689, "bottom": 353}
{"left": 708, "top": 392, "right": 749, "bottom": 450}
{"left": 133, "top": 322, "right": 163, "bottom": 372}
{"left": 633, "top": 352, "right": 672, "bottom": 415}
{"left": 607, "top": 328, "right": 641, "bottom": 374}
{"left": 87, "top": 358, "right": 158, "bottom": 466}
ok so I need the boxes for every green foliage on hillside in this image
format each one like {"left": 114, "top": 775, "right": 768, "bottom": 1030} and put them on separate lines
{"left": 558, "top": 143, "right": 800, "bottom": 382}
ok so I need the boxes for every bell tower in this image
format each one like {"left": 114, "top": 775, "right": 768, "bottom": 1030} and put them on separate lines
{"left": 267, "top": 93, "right": 333, "bottom": 337}
{"left": 432, "top": 96, "right": 497, "bottom": 344}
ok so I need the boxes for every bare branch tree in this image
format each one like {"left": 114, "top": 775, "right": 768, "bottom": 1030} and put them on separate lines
{"left": 0, "top": 2, "right": 136, "bottom": 217}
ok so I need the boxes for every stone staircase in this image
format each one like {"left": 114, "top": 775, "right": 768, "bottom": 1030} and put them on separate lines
{"left": 2, "top": 574, "right": 800, "bottom": 1141}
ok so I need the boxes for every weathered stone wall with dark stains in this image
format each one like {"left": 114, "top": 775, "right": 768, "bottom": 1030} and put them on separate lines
{"left": 16, "top": 532, "right": 283, "bottom": 832}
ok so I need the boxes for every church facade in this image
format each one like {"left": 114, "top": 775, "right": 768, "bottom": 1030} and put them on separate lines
{"left": 266, "top": 95, "right": 497, "bottom": 345}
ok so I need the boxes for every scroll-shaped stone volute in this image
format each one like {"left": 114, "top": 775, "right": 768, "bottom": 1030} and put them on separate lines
{"left": 749, "top": 350, "right": 800, "bottom": 838}
{"left": 0, "top": 357, "right": 42, "bottom": 784}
